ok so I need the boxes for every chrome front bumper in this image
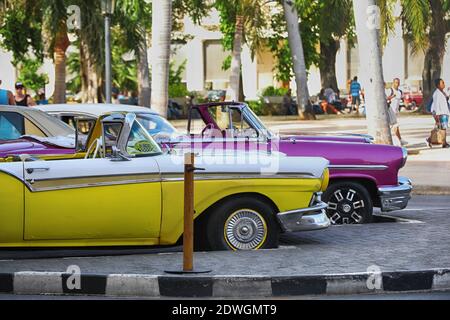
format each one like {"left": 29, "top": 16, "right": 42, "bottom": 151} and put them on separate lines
{"left": 277, "top": 193, "right": 331, "bottom": 232}
{"left": 378, "top": 177, "right": 413, "bottom": 212}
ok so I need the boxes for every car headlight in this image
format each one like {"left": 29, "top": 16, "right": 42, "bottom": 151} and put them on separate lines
{"left": 401, "top": 147, "right": 408, "bottom": 168}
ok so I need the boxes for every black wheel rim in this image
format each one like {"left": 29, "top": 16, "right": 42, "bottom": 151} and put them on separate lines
{"left": 326, "top": 188, "right": 366, "bottom": 224}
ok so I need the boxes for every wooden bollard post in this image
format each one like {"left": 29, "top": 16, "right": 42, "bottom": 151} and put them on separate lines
{"left": 165, "top": 153, "right": 211, "bottom": 275}
{"left": 183, "top": 152, "right": 195, "bottom": 272}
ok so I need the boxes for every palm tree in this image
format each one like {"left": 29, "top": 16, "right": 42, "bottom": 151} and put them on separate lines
{"left": 316, "top": 0, "right": 353, "bottom": 92}
{"left": 151, "top": 0, "right": 172, "bottom": 117}
{"left": 400, "top": 0, "right": 450, "bottom": 107}
{"left": 352, "top": 0, "right": 392, "bottom": 145}
{"left": 216, "top": 0, "right": 268, "bottom": 102}
{"left": 116, "top": 0, "right": 151, "bottom": 107}
{"left": 282, "top": 0, "right": 315, "bottom": 120}
{"left": 41, "top": 0, "right": 70, "bottom": 104}
{"left": 74, "top": 0, "right": 103, "bottom": 103}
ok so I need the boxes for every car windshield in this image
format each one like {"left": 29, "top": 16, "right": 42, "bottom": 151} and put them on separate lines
{"left": 135, "top": 113, "right": 178, "bottom": 137}
{"left": 242, "top": 106, "right": 275, "bottom": 139}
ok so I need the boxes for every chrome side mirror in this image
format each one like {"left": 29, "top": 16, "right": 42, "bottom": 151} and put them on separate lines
{"left": 110, "top": 146, "right": 131, "bottom": 162}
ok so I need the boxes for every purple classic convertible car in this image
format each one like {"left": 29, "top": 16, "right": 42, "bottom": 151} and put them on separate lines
{"left": 179, "top": 102, "right": 412, "bottom": 225}
{"left": 32, "top": 102, "right": 412, "bottom": 225}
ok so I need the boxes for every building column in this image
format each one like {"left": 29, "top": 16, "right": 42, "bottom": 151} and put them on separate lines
{"left": 185, "top": 38, "right": 205, "bottom": 92}
{"left": 241, "top": 45, "right": 258, "bottom": 100}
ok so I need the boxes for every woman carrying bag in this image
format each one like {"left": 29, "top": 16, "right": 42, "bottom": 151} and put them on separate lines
{"left": 427, "top": 78, "right": 450, "bottom": 149}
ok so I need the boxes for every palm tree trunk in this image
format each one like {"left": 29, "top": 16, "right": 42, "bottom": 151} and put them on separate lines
{"left": 138, "top": 30, "right": 151, "bottom": 107}
{"left": 282, "top": 0, "right": 315, "bottom": 120}
{"left": 353, "top": 0, "right": 392, "bottom": 145}
{"left": 151, "top": 0, "right": 172, "bottom": 117}
{"left": 53, "top": 27, "right": 70, "bottom": 104}
{"left": 319, "top": 39, "right": 340, "bottom": 92}
{"left": 80, "top": 40, "right": 99, "bottom": 103}
{"left": 226, "top": 15, "right": 244, "bottom": 102}
{"left": 422, "top": 0, "right": 447, "bottom": 110}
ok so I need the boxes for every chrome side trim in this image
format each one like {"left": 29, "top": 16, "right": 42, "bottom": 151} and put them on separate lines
{"left": 161, "top": 171, "right": 317, "bottom": 182}
{"left": 329, "top": 165, "right": 388, "bottom": 171}
{"left": 23, "top": 171, "right": 318, "bottom": 192}
{"left": 25, "top": 173, "right": 161, "bottom": 192}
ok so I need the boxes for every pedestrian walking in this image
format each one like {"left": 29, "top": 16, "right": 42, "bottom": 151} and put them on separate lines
{"left": 387, "top": 78, "right": 408, "bottom": 146}
{"left": 0, "top": 80, "right": 16, "bottom": 105}
{"left": 14, "top": 82, "right": 36, "bottom": 107}
{"left": 426, "top": 78, "right": 450, "bottom": 149}
{"left": 350, "top": 76, "right": 361, "bottom": 113}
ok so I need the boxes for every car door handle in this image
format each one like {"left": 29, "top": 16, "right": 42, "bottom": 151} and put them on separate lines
{"left": 26, "top": 167, "right": 50, "bottom": 174}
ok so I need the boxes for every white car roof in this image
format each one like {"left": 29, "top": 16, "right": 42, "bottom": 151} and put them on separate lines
{"left": 35, "top": 103, "right": 161, "bottom": 117}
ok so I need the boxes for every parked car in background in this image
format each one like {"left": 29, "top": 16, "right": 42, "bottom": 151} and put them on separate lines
{"left": 35, "top": 104, "right": 177, "bottom": 139}
{"left": 0, "top": 106, "right": 74, "bottom": 140}
{"left": 400, "top": 85, "right": 423, "bottom": 111}
{"left": 0, "top": 111, "right": 331, "bottom": 250}
{"left": 205, "top": 90, "right": 226, "bottom": 102}
{"left": 180, "top": 102, "right": 412, "bottom": 225}
{"left": 0, "top": 106, "right": 75, "bottom": 160}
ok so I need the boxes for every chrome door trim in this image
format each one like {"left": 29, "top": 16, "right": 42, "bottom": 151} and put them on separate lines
{"left": 329, "top": 165, "right": 388, "bottom": 171}
{"left": 24, "top": 172, "right": 162, "bottom": 192}
{"left": 161, "top": 171, "right": 318, "bottom": 182}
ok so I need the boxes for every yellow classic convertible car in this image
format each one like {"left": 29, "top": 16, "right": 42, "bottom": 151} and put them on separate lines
{"left": 0, "top": 112, "right": 330, "bottom": 250}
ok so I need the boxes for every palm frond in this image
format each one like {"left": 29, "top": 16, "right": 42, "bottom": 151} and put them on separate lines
{"left": 400, "top": 0, "right": 431, "bottom": 52}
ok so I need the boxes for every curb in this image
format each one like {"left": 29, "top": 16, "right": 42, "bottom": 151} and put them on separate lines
{"left": 1, "top": 269, "right": 449, "bottom": 298}
{"left": 412, "top": 185, "right": 450, "bottom": 196}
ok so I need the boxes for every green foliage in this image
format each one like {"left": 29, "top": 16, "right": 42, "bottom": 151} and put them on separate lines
{"left": 266, "top": 9, "right": 293, "bottom": 83}
{"left": 111, "top": 27, "right": 138, "bottom": 93}
{"left": 215, "top": 0, "right": 237, "bottom": 52}
{"left": 215, "top": 0, "right": 269, "bottom": 69}
{"left": 260, "top": 86, "right": 289, "bottom": 97}
{"left": 400, "top": 0, "right": 432, "bottom": 52}
{"left": 169, "top": 61, "right": 190, "bottom": 97}
{"left": 66, "top": 50, "right": 81, "bottom": 95}
{"left": 169, "top": 83, "right": 190, "bottom": 98}
{"left": 16, "top": 57, "right": 49, "bottom": 95}
{"left": 245, "top": 100, "right": 264, "bottom": 115}
{"left": 0, "top": 6, "right": 43, "bottom": 65}
{"left": 173, "top": 0, "right": 210, "bottom": 24}
{"left": 221, "top": 55, "right": 232, "bottom": 71}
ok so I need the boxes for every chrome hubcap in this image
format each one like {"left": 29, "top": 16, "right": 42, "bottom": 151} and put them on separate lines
{"left": 327, "top": 188, "right": 365, "bottom": 225}
{"left": 225, "top": 209, "right": 267, "bottom": 250}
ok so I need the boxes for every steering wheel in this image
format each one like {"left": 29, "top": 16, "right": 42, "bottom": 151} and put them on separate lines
{"left": 84, "top": 138, "right": 103, "bottom": 159}
{"left": 201, "top": 123, "right": 215, "bottom": 137}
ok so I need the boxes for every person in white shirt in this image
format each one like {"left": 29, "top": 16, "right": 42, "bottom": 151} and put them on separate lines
{"left": 427, "top": 78, "right": 449, "bottom": 148}
{"left": 387, "top": 78, "right": 408, "bottom": 146}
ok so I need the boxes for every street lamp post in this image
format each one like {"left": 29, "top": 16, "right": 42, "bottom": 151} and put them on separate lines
{"left": 101, "top": 0, "right": 115, "bottom": 104}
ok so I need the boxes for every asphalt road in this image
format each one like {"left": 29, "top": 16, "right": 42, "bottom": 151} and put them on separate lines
{"left": 0, "top": 195, "right": 448, "bottom": 261}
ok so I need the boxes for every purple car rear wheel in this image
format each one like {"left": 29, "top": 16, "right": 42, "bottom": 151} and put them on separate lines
{"left": 323, "top": 181, "right": 373, "bottom": 225}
